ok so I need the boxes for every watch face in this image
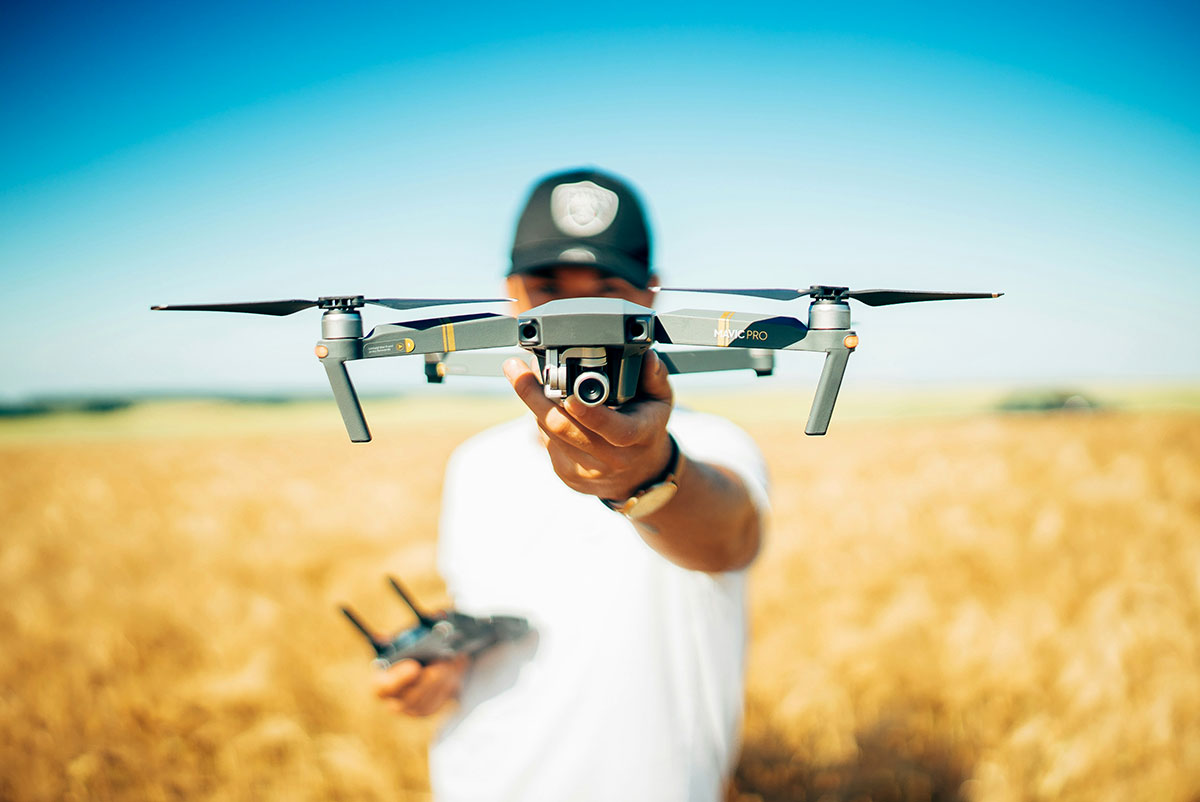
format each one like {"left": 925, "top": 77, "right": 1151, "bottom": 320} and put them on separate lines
{"left": 627, "top": 481, "right": 679, "bottom": 519}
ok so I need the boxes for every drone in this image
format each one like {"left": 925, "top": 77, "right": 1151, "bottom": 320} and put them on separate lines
{"left": 341, "top": 576, "right": 530, "bottom": 668}
{"left": 152, "top": 284, "right": 1002, "bottom": 441}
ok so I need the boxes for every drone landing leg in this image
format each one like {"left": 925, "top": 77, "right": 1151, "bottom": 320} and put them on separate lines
{"left": 321, "top": 358, "right": 371, "bottom": 442}
{"left": 806, "top": 349, "right": 850, "bottom": 436}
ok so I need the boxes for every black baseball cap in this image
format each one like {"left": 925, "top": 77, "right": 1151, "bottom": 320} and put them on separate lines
{"left": 509, "top": 168, "right": 653, "bottom": 289}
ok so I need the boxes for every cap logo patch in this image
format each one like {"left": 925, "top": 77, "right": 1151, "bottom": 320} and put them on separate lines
{"left": 550, "top": 180, "right": 619, "bottom": 237}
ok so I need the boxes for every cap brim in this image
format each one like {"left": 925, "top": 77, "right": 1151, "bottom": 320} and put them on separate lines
{"left": 510, "top": 241, "right": 651, "bottom": 289}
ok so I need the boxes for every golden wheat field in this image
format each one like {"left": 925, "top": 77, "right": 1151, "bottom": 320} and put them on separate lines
{"left": 2, "top": 392, "right": 1199, "bottom": 801}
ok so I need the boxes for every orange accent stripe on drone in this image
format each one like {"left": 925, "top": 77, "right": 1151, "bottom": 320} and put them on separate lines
{"left": 441, "top": 323, "right": 456, "bottom": 352}
{"left": 717, "top": 311, "right": 735, "bottom": 347}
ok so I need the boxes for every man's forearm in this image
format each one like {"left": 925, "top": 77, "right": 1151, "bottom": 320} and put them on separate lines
{"left": 632, "top": 452, "right": 762, "bottom": 572}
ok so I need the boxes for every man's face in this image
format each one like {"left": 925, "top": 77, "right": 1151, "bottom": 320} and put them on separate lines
{"left": 506, "top": 266, "right": 657, "bottom": 313}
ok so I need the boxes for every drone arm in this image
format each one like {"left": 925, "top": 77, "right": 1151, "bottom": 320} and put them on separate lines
{"left": 654, "top": 348, "right": 775, "bottom": 376}
{"left": 417, "top": 346, "right": 768, "bottom": 383}
{"left": 361, "top": 314, "right": 518, "bottom": 360}
{"left": 424, "top": 348, "right": 528, "bottom": 380}
{"left": 654, "top": 309, "right": 809, "bottom": 350}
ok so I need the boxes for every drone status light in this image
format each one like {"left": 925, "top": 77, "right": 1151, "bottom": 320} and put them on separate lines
{"left": 315, "top": 344, "right": 329, "bottom": 358}
{"left": 843, "top": 334, "right": 859, "bottom": 349}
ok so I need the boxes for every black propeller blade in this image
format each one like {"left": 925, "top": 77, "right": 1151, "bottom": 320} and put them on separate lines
{"left": 656, "top": 286, "right": 1002, "bottom": 306}
{"left": 847, "top": 289, "right": 1003, "bottom": 307}
{"left": 152, "top": 299, "right": 322, "bottom": 316}
{"left": 151, "top": 296, "right": 513, "bottom": 316}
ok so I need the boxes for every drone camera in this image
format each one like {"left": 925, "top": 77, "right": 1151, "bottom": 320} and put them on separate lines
{"left": 573, "top": 372, "right": 611, "bottom": 406}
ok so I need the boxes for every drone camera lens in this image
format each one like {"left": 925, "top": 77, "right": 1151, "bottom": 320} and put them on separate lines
{"left": 519, "top": 322, "right": 540, "bottom": 343}
{"left": 626, "top": 319, "right": 649, "bottom": 341}
{"left": 574, "top": 373, "right": 610, "bottom": 406}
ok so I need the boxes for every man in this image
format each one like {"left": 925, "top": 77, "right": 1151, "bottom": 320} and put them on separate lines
{"left": 374, "top": 168, "right": 769, "bottom": 801}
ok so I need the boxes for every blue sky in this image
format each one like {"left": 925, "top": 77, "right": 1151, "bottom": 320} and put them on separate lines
{"left": 2, "top": 1, "right": 1198, "bottom": 400}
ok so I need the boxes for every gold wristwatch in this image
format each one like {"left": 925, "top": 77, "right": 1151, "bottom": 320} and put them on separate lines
{"left": 600, "top": 435, "right": 681, "bottom": 520}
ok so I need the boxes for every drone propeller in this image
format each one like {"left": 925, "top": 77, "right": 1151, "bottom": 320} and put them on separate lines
{"left": 151, "top": 295, "right": 513, "bottom": 316}
{"left": 838, "top": 289, "right": 1003, "bottom": 306}
{"left": 656, "top": 285, "right": 1002, "bottom": 306}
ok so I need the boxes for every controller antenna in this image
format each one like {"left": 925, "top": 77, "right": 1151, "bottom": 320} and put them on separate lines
{"left": 340, "top": 606, "right": 388, "bottom": 657}
{"left": 388, "top": 576, "right": 438, "bottom": 628}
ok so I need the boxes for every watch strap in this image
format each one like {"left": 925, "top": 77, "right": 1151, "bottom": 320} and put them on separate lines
{"left": 600, "top": 435, "right": 680, "bottom": 515}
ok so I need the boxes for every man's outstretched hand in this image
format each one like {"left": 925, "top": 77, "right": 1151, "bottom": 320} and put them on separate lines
{"left": 502, "top": 350, "right": 675, "bottom": 502}
{"left": 504, "top": 348, "right": 761, "bottom": 572}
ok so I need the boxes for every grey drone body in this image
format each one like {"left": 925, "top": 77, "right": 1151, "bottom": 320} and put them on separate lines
{"left": 517, "top": 298, "right": 656, "bottom": 406}
{"left": 153, "top": 285, "right": 1001, "bottom": 442}
{"left": 317, "top": 295, "right": 858, "bottom": 441}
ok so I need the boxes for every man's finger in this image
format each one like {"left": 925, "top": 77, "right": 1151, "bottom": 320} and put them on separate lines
{"left": 398, "top": 655, "right": 468, "bottom": 716}
{"left": 507, "top": 354, "right": 672, "bottom": 450}
{"left": 506, "top": 358, "right": 611, "bottom": 453}
{"left": 638, "top": 350, "right": 673, "bottom": 403}
{"left": 563, "top": 397, "right": 657, "bottom": 448}
{"left": 563, "top": 353, "right": 672, "bottom": 447}
{"left": 373, "top": 659, "right": 422, "bottom": 699}
{"left": 504, "top": 358, "right": 555, "bottom": 417}
{"left": 544, "top": 443, "right": 619, "bottom": 490}
{"left": 540, "top": 403, "right": 608, "bottom": 453}
{"left": 397, "top": 668, "right": 448, "bottom": 714}
{"left": 538, "top": 426, "right": 614, "bottom": 472}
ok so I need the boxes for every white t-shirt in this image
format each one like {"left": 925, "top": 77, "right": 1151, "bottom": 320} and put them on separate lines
{"left": 430, "top": 408, "right": 769, "bottom": 802}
